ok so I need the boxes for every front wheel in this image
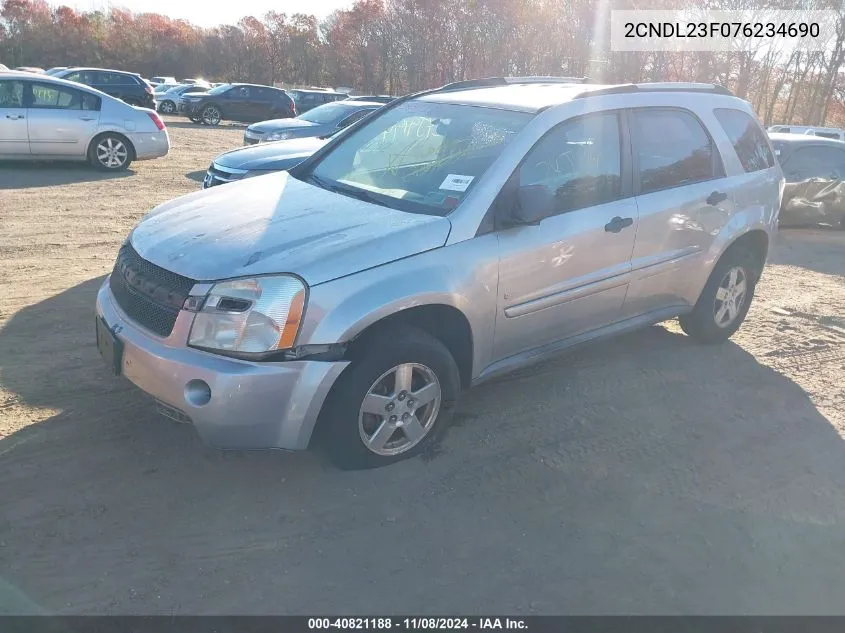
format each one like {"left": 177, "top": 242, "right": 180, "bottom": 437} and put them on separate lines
{"left": 679, "top": 248, "right": 757, "bottom": 343}
{"left": 88, "top": 133, "right": 133, "bottom": 171}
{"left": 318, "top": 326, "right": 461, "bottom": 470}
{"left": 201, "top": 105, "right": 221, "bottom": 126}
{"left": 158, "top": 100, "right": 175, "bottom": 114}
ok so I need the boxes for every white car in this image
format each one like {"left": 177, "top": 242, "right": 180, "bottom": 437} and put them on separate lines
{"left": 0, "top": 70, "right": 170, "bottom": 170}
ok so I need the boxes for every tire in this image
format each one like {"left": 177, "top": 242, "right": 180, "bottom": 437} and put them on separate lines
{"left": 201, "top": 104, "right": 222, "bottom": 126}
{"left": 679, "top": 247, "right": 758, "bottom": 344}
{"left": 158, "top": 100, "right": 175, "bottom": 114}
{"left": 318, "top": 325, "right": 461, "bottom": 470}
{"left": 88, "top": 133, "right": 133, "bottom": 171}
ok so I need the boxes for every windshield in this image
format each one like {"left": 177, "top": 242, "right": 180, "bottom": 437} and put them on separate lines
{"left": 301, "top": 100, "right": 531, "bottom": 215}
{"left": 207, "top": 84, "right": 231, "bottom": 96}
{"left": 299, "top": 103, "right": 362, "bottom": 125}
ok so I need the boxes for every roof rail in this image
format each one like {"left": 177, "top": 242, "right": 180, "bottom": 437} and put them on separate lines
{"left": 575, "top": 82, "right": 733, "bottom": 99}
{"left": 437, "top": 76, "right": 593, "bottom": 92}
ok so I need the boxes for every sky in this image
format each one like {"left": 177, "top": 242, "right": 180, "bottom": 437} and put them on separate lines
{"left": 59, "top": 0, "right": 355, "bottom": 28}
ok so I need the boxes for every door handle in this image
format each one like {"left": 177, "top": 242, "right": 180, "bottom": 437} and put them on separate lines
{"left": 604, "top": 216, "right": 634, "bottom": 233}
{"left": 706, "top": 191, "right": 728, "bottom": 206}
{"left": 5, "top": 114, "right": 24, "bottom": 120}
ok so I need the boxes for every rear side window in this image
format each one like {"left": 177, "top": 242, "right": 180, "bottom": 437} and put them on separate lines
{"left": 632, "top": 108, "right": 722, "bottom": 195}
{"left": 714, "top": 108, "right": 775, "bottom": 173}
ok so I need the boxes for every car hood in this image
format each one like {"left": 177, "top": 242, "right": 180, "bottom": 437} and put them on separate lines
{"left": 216, "top": 137, "right": 328, "bottom": 171}
{"left": 129, "top": 172, "right": 452, "bottom": 286}
{"left": 249, "top": 118, "right": 320, "bottom": 133}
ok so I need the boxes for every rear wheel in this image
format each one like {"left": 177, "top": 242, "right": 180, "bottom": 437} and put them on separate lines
{"left": 158, "top": 100, "right": 175, "bottom": 114}
{"left": 318, "top": 325, "right": 460, "bottom": 470}
{"left": 201, "top": 105, "right": 222, "bottom": 126}
{"left": 679, "top": 248, "right": 757, "bottom": 344}
{"left": 88, "top": 133, "right": 133, "bottom": 171}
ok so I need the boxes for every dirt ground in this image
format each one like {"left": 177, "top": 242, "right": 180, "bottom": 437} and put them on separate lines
{"left": 2, "top": 119, "right": 845, "bottom": 615}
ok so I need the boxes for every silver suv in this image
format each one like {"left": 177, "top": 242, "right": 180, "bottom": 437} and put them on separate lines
{"left": 96, "top": 78, "right": 783, "bottom": 469}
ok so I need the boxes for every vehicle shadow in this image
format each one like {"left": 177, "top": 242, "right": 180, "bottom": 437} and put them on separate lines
{"left": 0, "top": 163, "right": 135, "bottom": 189}
{"left": 773, "top": 228, "right": 845, "bottom": 277}
{"left": 185, "top": 170, "right": 206, "bottom": 183}
{"left": 163, "top": 121, "right": 247, "bottom": 131}
{"left": 2, "top": 278, "right": 845, "bottom": 614}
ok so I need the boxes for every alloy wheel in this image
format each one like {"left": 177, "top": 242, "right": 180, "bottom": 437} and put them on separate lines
{"left": 358, "top": 363, "right": 442, "bottom": 456}
{"left": 713, "top": 266, "right": 748, "bottom": 328}
{"left": 96, "top": 137, "right": 128, "bottom": 169}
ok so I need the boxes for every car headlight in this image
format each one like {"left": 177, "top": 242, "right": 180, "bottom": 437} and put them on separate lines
{"left": 265, "top": 131, "right": 292, "bottom": 141}
{"left": 188, "top": 275, "right": 306, "bottom": 355}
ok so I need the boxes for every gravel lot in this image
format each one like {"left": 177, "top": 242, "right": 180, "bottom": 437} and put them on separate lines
{"left": 1, "top": 119, "right": 845, "bottom": 615}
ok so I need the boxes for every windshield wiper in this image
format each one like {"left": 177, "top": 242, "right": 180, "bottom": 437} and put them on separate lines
{"left": 302, "top": 173, "right": 391, "bottom": 208}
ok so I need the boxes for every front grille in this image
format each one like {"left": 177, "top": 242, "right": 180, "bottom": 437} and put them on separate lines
{"left": 204, "top": 162, "right": 247, "bottom": 188}
{"left": 109, "top": 243, "right": 196, "bottom": 337}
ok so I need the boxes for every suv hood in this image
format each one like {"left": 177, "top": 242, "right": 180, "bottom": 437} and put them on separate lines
{"left": 216, "top": 137, "right": 328, "bottom": 171}
{"left": 129, "top": 172, "right": 452, "bottom": 286}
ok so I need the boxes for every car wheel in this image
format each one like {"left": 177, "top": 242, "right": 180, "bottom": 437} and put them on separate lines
{"left": 158, "top": 100, "right": 175, "bottom": 114}
{"left": 318, "top": 325, "right": 460, "bottom": 470}
{"left": 679, "top": 247, "right": 757, "bottom": 344}
{"left": 88, "top": 133, "right": 133, "bottom": 171}
{"left": 201, "top": 105, "right": 221, "bottom": 126}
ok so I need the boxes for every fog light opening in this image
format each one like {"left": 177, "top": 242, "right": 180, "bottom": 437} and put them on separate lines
{"left": 185, "top": 379, "right": 212, "bottom": 406}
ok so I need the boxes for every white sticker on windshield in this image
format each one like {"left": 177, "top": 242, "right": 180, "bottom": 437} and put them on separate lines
{"left": 439, "top": 174, "right": 474, "bottom": 192}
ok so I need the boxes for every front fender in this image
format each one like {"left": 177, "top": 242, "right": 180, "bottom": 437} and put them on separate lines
{"left": 297, "top": 235, "right": 500, "bottom": 380}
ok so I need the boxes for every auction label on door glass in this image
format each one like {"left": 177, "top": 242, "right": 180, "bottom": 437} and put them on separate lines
{"left": 439, "top": 174, "right": 474, "bottom": 192}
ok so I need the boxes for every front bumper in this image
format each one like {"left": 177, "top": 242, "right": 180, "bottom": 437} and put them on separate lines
{"left": 178, "top": 101, "right": 202, "bottom": 115}
{"left": 96, "top": 278, "right": 349, "bottom": 450}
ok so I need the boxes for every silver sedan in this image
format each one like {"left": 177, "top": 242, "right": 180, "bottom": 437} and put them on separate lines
{"left": 0, "top": 70, "right": 170, "bottom": 170}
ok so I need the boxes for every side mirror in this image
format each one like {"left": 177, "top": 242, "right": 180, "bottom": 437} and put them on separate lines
{"left": 505, "top": 184, "right": 555, "bottom": 226}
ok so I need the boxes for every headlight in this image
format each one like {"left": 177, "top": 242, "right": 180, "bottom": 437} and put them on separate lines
{"left": 265, "top": 131, "right": 292, "bottom": 141}
{"left": 188, "top": 275, "right": 306, "bottom": 355}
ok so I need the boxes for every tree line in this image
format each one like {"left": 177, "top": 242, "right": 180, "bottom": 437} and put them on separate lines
{"left": 1, "top": 0, "right": 843, "bottom": 126}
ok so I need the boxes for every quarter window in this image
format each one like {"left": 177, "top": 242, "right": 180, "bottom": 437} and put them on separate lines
{"left": 519, "top": 112, "right": 622, "bottom": 214}
{"left": 633, "top": 108, "right": 721, "bottom": 194}
{"left": 714, "top": 108, "right": 775, "bottom": 173}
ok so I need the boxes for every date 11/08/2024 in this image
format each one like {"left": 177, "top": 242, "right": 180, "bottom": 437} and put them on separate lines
{"left": 308, "top": 618, "right": 527, "bottom": 630}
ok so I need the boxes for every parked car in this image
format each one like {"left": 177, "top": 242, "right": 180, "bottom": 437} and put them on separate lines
{"left": 150, "top": 76, "right": 177, "bottom": 87}
{"left": 243, "top": 100, "right": 382, "bottom": 145}
{"left": 346, "top": 95, "right": 395, "bottom": 104}
{"left": 770, "top": 132, "right": 845, "bottom": 228}
{"left": 53, "top": 67, "right": 155, "bottom": 109}
{"left": 96, "top": 77, "right": 781, "bottom": 469}
{"left": 45, "top": 66, "right": 69, "bottom": 76}
{"left": 157, "top": 83, "right": 209, "bottom": 114}
{"left": 180, "top": 77, "right": 211, "bottom": 88}
{"left": 803, "top": 128, "right": 845, "bottom": 141}
{"left": 14, "top": 66, "right": 45, "bottom": 73}
{"left": 287, "top": 88, "right": 348, "bottom": 113}
{"left": 179, "top": 83, "right": 296, "bottom": 125}
{"left": 203, "top": 136, "right": 329, "bottom": 188}
{"left": 0, "top": 70, "right": 169, "bottom": 170}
